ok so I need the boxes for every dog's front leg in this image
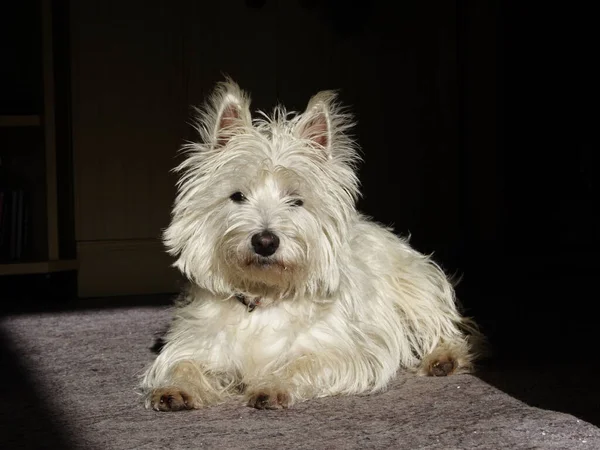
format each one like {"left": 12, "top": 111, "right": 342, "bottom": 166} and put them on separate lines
{"left": 244, "top": 353, "right": 368, "bottom": 410}
{"left": 144, "top": 360, "right": 237, "bottom": 412}
{"left": 243, "top": 356, "right": 319, "bottom": 409}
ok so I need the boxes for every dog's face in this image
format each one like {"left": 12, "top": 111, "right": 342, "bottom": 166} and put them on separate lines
{"left": 164, "top": 80, "right": 360, "bottom": 299}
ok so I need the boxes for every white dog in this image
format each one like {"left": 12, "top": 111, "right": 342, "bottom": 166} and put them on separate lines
{"left": 141, "top": 79, "right": 480, "bottom": 411}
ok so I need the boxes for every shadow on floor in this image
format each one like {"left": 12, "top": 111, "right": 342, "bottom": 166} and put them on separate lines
{"left": 0, "top": 285, "right": 177, "bottom": 449}
{"left": 0, "top": 328, "right": 76, "bottom": 450}
{"left": 476, "top": 356, "right": 600, "bottom": 427}
{"left": 460, "top": 272, "right": 600, "bottom": 428}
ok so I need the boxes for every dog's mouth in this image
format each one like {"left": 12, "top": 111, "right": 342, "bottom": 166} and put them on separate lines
{"left": 245, "top": 256, "right": 288, "bottom": 271}
{"left": 228, "top": 253, "right": 301, "bottom": 293}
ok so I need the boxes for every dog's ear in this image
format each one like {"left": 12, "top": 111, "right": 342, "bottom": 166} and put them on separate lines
{"left": 208, "top": 79, "right": 252, "bottom": 148}
{"left": 295, "top": 91, "right": 339, "bottom": 157}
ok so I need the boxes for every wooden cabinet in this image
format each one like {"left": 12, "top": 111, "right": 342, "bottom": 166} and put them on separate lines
{"left": 71, "top": 1, "right": 185, "bottom": 296}
{"left": 70, "top": 0, "right": 280, "bottom": 296}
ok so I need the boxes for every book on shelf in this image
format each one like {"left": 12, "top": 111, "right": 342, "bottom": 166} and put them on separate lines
{"left": 0, "top": 187, "right": 30, "bottom": 262}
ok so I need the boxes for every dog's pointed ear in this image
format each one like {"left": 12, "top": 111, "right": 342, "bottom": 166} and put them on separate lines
{"left": 208, "top": 79, "right": 252, "bottom": 148}
{"left": 295, "top": 91, "right": 338, "bottom": 157}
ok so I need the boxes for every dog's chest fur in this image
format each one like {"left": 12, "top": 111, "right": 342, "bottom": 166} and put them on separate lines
{"left": 178, "top": 291, "right": 337, "bottom": 374}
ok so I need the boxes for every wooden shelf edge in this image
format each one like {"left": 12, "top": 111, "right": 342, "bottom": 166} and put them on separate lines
{"left": 0, "top": 115, "right": 42, "bottom": 127}
{"left": 0, "top": 259, "right": 78, "bottom": 276}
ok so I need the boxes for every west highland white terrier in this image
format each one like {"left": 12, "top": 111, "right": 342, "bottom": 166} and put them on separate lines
{"left": 141, "top": 79, "right": 480, "bottom": 411}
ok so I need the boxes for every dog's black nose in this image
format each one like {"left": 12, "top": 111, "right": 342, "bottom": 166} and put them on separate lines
{"left": 251, "top": 231, "right": 280, "bottom": 257}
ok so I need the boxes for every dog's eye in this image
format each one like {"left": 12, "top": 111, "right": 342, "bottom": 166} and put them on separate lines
{"left": 290, "top": 198, "right": 304, "bottom": 207}
{"left": 229, "top": 192, "right": 247, "bottom": 203}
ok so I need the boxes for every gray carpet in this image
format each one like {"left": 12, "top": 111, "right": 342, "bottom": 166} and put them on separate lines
{"left": 1, "top": 306, "right": 598, "bottom": 450}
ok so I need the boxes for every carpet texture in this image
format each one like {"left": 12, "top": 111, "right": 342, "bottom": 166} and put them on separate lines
{"left": 1, "top": 306, "right": 598, "bottom": 450}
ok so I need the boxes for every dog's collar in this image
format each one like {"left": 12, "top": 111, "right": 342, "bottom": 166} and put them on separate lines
{"left": 235, "top": 294, "right": 261, "bottom": 313}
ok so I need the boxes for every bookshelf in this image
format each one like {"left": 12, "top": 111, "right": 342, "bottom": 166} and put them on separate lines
{"left": 0, "top": 0, "right": 77, "bottom": 277}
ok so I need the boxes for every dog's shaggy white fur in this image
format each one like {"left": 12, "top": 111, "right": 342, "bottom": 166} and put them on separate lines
{"left": 141, "top": 79, "right": 480, "bottom": 411}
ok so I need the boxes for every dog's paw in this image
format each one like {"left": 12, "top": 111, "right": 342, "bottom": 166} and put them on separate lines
{"left": 150, "top": 387, "right": 196, "bottom": 412}
{"left": 246, "top": 389, "right": 291, "bottom": 410}
{"left": 428, "top": 356, "right": 457, "bottom": 377}
{"left": 418, "top": 341, "right": 473, "bottom": 376}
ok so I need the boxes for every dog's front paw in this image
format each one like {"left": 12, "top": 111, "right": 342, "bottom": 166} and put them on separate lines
{"left": 246, "top": 389, "right": 291, "bottom": 410}
{"left": 150, "top": 387, "right": 196, "bottom": 412}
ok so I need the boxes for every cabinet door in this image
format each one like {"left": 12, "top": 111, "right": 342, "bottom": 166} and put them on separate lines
{"left": 70, "top": 0, "right": 277, "bottom": 296}
{"left": 276, "top": 2, "right": 461, "bottom": 263}
{"left": 71, "top": 0, "right": 187, "bottom": 296}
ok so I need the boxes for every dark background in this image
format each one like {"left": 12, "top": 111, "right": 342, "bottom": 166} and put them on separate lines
{"left": 1, "top": 0, "right": 598, "bottom": 427}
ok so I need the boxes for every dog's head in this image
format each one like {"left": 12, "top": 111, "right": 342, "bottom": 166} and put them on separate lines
{"left": 164, "top": 79, "right": 361, "bottom": 299}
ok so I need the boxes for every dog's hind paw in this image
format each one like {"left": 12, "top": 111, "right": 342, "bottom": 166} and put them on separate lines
{"left": 150, "top": 387, "right": 196, "bottom": 412}
{"left": 428, "top": 356, "right": 457, "bottom": 377}
{"left": 418, "top": 341, "right": 473, "bottom": 376}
